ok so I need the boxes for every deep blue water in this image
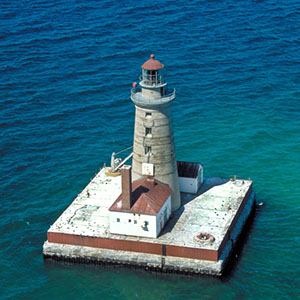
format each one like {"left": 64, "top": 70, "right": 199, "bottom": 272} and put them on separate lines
{"left": 1, "top": 0, "right": 300, "bottom": 299}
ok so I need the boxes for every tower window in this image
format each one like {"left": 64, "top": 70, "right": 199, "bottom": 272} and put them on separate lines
{"left": 116, "top": 218, "right": 120, "bottom": 222}
{"left": 145, "top": 146, "right": 151, "bottom": 154}
{"left": 145, "top": 112, "right": 152, "bottom": 117}
{"left": 145, "top": 127, "right": 152, "bottom": 135}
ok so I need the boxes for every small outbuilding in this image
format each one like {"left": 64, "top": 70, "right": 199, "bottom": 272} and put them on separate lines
{"left": 177, "top": 161, "right": 203, "bottom": 194}
{"left": 109, "top": 166, "right": 172, "bottom": 238}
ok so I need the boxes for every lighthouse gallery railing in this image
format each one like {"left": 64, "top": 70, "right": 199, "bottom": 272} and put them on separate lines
{"left": 131, "top": 88, "right": 175, "bottom": 106}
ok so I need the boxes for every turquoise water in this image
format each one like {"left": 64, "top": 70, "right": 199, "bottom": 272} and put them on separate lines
{"left": 1, "top": 0, "right": 300, "bottom": 299}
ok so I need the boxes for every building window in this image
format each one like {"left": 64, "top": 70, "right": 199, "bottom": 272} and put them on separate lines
{"left": 134, "top": 220, "right": 137, "bottom": 224}
{"left": 145, "top": 127, "right": 152, "bottom": 135}
{"left": 145, "top": 112, "right": 152, "bottom": 117}
{"left": 144, "top": 146, "right": 151, "bottom": 155}
{"left": 128, "top": 219, "right": 131, "bottom": 223}
{"left": 116, "top": 218, "right": 120, "bottom": 222}
{"left": 141, "top": 221, "right": 149, "bottom": 231}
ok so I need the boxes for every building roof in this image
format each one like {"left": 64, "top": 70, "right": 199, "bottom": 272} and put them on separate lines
{"left": 109, "top": 177, "right": 172, "bottom": 215}
{"left": 142, "top": 54, "right": 164, "bottom": 70}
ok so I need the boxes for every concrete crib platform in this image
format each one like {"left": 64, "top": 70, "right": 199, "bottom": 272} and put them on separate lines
{"left": 43, "top": 167, "right": 255, "bottom": 276}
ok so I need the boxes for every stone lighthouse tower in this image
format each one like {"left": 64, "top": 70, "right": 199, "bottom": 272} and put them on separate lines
{"left": 131, "top": 54, "right": 181, "bottom": 211}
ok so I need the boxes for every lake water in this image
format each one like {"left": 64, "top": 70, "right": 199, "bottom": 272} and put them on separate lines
{"left": 1, "top": 0, "right": 300, "bottom": 299}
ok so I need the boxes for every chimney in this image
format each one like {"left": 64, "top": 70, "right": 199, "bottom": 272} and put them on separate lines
{"left": 120, "top": 166, "right": 133, "bottom": 210}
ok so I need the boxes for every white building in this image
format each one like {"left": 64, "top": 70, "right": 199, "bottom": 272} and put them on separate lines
{"left": 109, "top": 166, "right": 172, "bottom": 238}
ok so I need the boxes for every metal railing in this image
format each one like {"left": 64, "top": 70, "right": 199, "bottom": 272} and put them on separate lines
{"left": 131, "top": 88, "right": 176, "bottom": 105}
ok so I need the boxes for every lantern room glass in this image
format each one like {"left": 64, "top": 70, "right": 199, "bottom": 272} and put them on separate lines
{"left": 142, "top": 69, "right": 164, "bottom": 86}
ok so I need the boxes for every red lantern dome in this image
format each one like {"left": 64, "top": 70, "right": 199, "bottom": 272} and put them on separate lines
{"left": 141, "top": 54, "right": 164, "bottom": 70}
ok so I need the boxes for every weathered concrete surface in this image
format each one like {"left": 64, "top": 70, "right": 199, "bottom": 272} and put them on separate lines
{"left": 43, "top": 241, "right": 222, "bottom": 275}
{"left": 45, "top": 168, "right": 253, "bottom": 250}
{"left": 43, "top": 167, "right": 255, "bottom": 276}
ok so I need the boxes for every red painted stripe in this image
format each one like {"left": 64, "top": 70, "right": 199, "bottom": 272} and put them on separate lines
{"left": 47, "top": 231, "right": 218, "bottom": 261}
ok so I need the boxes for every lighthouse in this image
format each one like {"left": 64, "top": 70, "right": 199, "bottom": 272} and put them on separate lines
{"left": 131, "top": 54, "right": 181, "bottom": 211}
{"left": 44, "top": 53, "right": 255, "bottom": 276}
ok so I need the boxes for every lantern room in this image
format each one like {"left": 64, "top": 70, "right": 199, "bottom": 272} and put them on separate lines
{"left": 141, "top": 54, "right": 165, "bottom": 86}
